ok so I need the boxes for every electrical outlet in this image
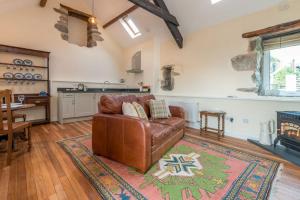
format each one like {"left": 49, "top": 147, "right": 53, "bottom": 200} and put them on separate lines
{"left": 226, "top": 117, "right": 234, "bottom": 123}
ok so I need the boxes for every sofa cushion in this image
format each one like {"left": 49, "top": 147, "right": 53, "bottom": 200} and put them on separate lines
{"left": 101, "top": 95, "right": 137, "bottom": 114}
{"left": 132, "top": 102, "right": 148, "bottom": 120}
{"left": 149, "top": 122, "right": 174, "bottom": 148}
{"left": 151, "top": 117, "right": 185, "bottom": 131}
{"left": 137, "top": 95, "right": 155, "bottom": 117}
{"left": 122, "top": 102, "right": 139, "bottom": 117}
{"left": 149, "top": 99, "right": 170, "bottom": 119}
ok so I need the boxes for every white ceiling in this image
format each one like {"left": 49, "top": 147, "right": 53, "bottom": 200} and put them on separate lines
{"left": 94, "top": 0, "right": 286, "bottom": 48}
{"left": 0, "top": 0, "right": 287, "bottom": 48}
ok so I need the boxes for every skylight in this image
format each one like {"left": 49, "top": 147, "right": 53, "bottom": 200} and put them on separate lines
{"left": 211, "top": 0, "right": 223, "bottom": 4}
{"left": 120, "top": 16, "right": 141, "bottom": 39}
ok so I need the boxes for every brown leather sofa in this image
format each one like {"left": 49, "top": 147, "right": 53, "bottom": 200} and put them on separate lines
{"left": 92, "top": 94, "right": 185, "bottom": 173}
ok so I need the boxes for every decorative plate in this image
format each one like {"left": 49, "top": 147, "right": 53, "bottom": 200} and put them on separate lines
{"left": 33, "top": 74, "right": 42, "bottom": 80}
{"left": 24, "top": 73, "right": 33, "bottom": 80}
{"left": 23, "top": 59, "right": 33, "bottom": 66}
{"left": 14, "top": 73, "right": 24, "bottom": 80}
{"left": 13, "top": 59, "right": 24, "bottom": 65}
{"left": 3, "top": 72, "right": 14, "bottom": 79}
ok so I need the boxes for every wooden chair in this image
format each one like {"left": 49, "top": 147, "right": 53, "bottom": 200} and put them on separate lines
{"left": 3, "top": 112, "right": 26, "bottom": 122}
{"left": 2, "top": 94, "right": 26, "bottom": 122}
{"left": 0, "top": 90, "right": 32, "bottom": 165}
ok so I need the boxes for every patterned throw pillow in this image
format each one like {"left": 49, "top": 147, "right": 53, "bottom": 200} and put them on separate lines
{"left": 149, "top": 99, "right": 170, "bottom": 119}
{"left": 122, "top": 102, "right": 139, "bottom": 117}
{"left": 132, "top": 102, "right": 148, "bottom": 120}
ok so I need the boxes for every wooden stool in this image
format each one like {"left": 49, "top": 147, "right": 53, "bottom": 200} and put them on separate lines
{"left": 200, "top": 111, "right": 226, "bottom": 139}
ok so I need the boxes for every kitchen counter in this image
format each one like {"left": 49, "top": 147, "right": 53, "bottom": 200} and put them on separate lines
{"left": 57, "top": 88, "right": 151, "bottom": 93}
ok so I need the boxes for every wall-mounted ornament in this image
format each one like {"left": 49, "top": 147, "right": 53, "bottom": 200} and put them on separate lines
{"left": 161, "top": 65, "right": 180, "bottom": 91}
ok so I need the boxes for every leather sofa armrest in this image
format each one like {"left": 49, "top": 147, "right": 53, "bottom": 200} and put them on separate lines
{"left": 92, "top": 114, "right": 152, "bottom": 173}
{"left": 169, "top": 106, "right": 185, "bottom": 119}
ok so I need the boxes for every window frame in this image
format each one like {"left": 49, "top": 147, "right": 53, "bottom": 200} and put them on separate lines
{"left": 262, "top": 36, "right": 300, "bottom": 97}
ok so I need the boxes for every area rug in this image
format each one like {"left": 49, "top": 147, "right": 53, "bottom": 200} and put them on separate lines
{"left": 57, "top": 135, "right": 281, "bottom": 200}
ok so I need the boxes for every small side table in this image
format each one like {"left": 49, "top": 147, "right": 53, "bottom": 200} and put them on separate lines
{"left": 200, "top": 111, "right": 226, "bottom": 139}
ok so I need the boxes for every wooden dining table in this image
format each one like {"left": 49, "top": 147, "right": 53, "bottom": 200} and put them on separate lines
{"left": 1, "top": 103, "right": 36, "bottom": 112}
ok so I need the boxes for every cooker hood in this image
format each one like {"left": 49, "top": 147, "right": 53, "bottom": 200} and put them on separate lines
{"left": 127, "top": 51, "right": 143, "bottom": 73}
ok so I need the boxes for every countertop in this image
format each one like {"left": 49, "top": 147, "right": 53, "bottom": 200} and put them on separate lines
{"left": 57, "top": 88, "right": 151, "bottom": 94}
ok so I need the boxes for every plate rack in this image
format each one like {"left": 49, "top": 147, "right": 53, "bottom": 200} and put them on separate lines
{"left": 0, "top": 44, "right": 51, "bottom": 124}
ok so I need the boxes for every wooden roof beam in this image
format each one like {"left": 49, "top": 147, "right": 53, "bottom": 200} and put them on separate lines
{"left": 242, "top": 19, "right": 300, "bottom": 38}
{"left": 153, "top": 0, "right": 183, "bottom": 48}
{"left": 60, "top": 4, "right": 92, "bottom": 21}
{"left": 129, "top": 0, "right": 183, "bottom": 48}
{"left": 103, "top": 5, "right": 139, "bottom": 29}
{"left": 40, "top": 0, "right": 47, "bottom": 7}
{"left": 128, "top": 0, "right": 179, "bottom": 26}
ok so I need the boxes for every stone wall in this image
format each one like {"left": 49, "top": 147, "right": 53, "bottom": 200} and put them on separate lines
{"left": 54, "top": 6, "right": 103, "bottom": 48}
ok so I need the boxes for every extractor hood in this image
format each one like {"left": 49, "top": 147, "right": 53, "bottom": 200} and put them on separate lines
{"left": 127, "top": 51, "right": 143, "bottom": 73}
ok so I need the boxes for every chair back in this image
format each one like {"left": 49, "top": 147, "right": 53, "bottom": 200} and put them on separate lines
{"left": 0, "top": 90, "right": 13, "bottom": 135}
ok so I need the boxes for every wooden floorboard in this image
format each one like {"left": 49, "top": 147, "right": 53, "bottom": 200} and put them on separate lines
{"left": 0, "top": 122, "right": 299, "bottom": 200}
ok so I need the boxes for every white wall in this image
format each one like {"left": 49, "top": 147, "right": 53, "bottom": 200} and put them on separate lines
{"left": 124, "top": 0, "right": 300, "bottom": 140}
{"left": 0, "top": 0, "right": 125, "bottom": 121}
{"left": 124, "top": 38, "right": 161, "bottom": 92}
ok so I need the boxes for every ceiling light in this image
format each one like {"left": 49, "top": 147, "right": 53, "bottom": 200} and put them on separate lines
{"left": 211, "top": 0, "right": 223, "bottom": 4}
{"left": 88, "top": 0, "right": 96, "bottom": 24}
{"left": 120, "top": 16, "right": 142, "bottom": 39}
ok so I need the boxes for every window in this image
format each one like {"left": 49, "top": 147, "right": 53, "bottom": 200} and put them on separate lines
{"left": 263, "top": 31, "right": 300, "bottom": 96}
{"left": 211, "top": 0, "right": 223, "bottom": 4}
{"left": 120, "top": 16, "right": 141, "bottom": 39}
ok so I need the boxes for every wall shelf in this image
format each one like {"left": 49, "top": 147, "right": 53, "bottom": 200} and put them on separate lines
{"left": 0, "top": 78, "right": 48, "bottom": 82}
{"left": 0, "top": 44, "right": 51, "bottom": 124}
{"left": 0, "top": 62, "right": 48, "bottom": 69}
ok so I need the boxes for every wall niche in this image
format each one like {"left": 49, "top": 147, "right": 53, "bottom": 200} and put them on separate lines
{"left": 54, "top": 4, "right": 103, "bottom": 48}
{"left": 161, "top": 65, "right": 180, "bottom": 91}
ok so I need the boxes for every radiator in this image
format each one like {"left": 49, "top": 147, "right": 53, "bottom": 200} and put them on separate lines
{"left": 168, "top": 101, "right": 199, "bottom": 123}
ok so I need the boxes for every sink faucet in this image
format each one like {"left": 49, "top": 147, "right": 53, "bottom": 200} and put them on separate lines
{"left": 102, "top": 81, "right": 110, "bottom": 91}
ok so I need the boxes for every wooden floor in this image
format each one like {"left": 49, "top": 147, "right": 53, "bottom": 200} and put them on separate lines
{"left": 0, "top": 121, "right": 299, "bottom": 200}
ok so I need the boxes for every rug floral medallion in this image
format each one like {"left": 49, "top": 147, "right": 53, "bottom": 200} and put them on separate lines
{"left": 57, "top": 135, "right": 280, "bottom": 200}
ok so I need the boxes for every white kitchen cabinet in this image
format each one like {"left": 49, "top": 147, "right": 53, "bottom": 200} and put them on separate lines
{"left": 58, "top": 93, "right": 75, "bottom": 123}
{"left": 74, "top": 93, "right": 96, "bottom": 117}
{"left": 58, "top": 91, "right": 150, "bottom": 124}
{"left": 58, "top": 92, "right": 96, "bottom": 124}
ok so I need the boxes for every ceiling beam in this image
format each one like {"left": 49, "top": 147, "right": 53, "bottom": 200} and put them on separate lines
{"left": 128, "top": 0, "right": 179, "bottom": 26}
{"left": 129, "top": 0, "right": 183, "bottom": 48}
{"left": 103, "top": 5, "right": 139, "bottom": 29}
{"left": 242, "top": 19, "right": 300, "bottom": 38}
{"left": 60, "top": 4, "right": 92, "bottom": 21}
{"left": 153, "top": 0, "right": 182, "bottom": 48}
{"left": 40, "top": 0, "right": 47, "bottom": 7}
